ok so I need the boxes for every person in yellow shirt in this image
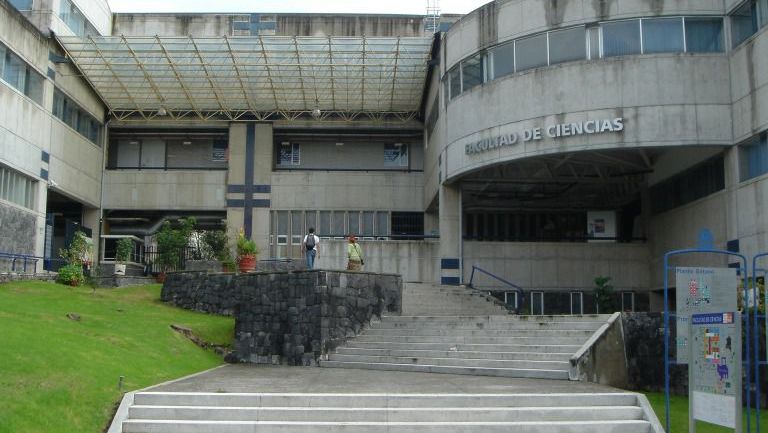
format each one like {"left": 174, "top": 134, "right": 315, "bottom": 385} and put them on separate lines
{"left": 346, "top": 234, "right": 364, "bottom": 271}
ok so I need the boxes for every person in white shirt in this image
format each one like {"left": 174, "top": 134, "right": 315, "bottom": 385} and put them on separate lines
{"left": 302, "top": 227, "right": 320, "bottom": 269}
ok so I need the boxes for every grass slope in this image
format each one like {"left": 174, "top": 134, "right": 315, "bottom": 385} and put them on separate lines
{"left": 646, "top": 391, "right": 768, "bottom": 432}
{"left": 0, "top": 281, "right": 233, "bottom": 433}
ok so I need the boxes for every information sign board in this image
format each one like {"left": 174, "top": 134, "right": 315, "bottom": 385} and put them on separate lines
{"left": 675, "top": 267, "right": 738, "bottom": 363}
{"left": 689, "top": 312, "right": 741, "bottom": 432}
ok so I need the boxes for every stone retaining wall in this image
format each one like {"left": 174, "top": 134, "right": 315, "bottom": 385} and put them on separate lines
{"left": 161, "top": 270, "right": 402, "bottom": 365}
{"left": 0, "top": 273, "right": 57, "bottom": 284}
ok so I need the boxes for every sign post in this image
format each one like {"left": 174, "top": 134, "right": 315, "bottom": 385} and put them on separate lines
{"left": 689, "top": 312, "right": 742, "bottom": 433}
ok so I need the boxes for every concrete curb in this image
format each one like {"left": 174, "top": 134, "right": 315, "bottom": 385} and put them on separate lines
{"left": 635, "top": 393, "right": 666, "bottom": 433}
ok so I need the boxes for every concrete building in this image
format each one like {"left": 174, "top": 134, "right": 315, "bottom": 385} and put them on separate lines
{"left": 2, "top": 0, "right": 768, "bottom": 314}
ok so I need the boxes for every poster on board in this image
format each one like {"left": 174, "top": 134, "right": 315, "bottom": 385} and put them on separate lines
{"left": 675, "top": 267, "right": 738, "bottom": 364}
{"left": 689, "top": 312, "right": 740, "bottom": 431}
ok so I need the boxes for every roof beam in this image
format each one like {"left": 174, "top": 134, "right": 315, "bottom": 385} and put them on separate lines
{"left": 189, "top": 37, "right": 231, "bottom": 119}
{"left": 155, "top": 36, "right": 204, "bottom": 120}
{"left": 121, "top": 35, "right": 166, "bottom": 109}
{"left": 223, "top": 36, "right": 259, "bottom": 117}
{"left": 257, "top": 36, "right": 281, "bottom": 111}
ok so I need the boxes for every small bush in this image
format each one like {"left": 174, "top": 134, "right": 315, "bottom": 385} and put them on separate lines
{"left": 57, "top": 264, "right": 85, "bottom": 286}
{"left": 115, "top": 238, "right": 133, "bottom": 263}
{"left": 201, "top": 230, "right": 230, "bottom": 261}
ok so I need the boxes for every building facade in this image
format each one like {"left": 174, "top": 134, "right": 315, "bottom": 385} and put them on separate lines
{"left": 1, "top": 0, "right": 768, "bottom": 313}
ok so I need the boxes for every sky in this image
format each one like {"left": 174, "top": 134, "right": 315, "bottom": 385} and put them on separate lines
{"left": 106, "top": 0, "right": 493, "bottom": 15}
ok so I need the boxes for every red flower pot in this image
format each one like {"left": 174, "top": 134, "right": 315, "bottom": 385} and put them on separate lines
{"left": 238, "top": 255, "right": 257, "bottom": 273}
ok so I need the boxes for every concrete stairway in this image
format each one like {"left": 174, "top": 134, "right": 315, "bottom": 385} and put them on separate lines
{"left": 122, "top": 391, "right": 656, "bottom": 432}
{"left": 321, "top": 314, "right": 611, "bottom": 379}
{"left": 400, "top": 283, "right": 508, "bottom": 316}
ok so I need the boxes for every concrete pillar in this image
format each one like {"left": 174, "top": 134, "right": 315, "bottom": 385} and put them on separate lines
{"left": 438, "top": 183, "right": 461, "bottom": 285}
{"left": 82, "top": 206, "right": 100, "bottom": 266}
{"left": 723, "top": 147, "right": 741, "bottom": 254}
{"left": 226, "top": 123, "right": 273, "bottom": 258}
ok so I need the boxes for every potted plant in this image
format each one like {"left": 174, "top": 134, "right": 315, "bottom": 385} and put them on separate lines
{"left": 114, "top": 238, "right": 133, "bottom": 276}
{"left": 236, "top": 229, "right": 259, "bottom": 273}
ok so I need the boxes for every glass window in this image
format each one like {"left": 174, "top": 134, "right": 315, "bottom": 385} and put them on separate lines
{"left": 384, "top": 143, "right": 408, "bottom": 167}
{"left": 4, "top": 52, "right": 26, "bottom": 90}
{"left": 685, "top": 17, "right": 724, "bottom": 53}
{"left": 515, "top": 33, "right": 548, "bottom": 72}
{"left": 731, "top": 1, "right": 759, "bottom": 47}
{"left": 319, "top": 211, "right": 331, "bottom": 237}
{"left": 376, "top": 211, "right": 389, "bottom": 237}
{"left": 461, "top": 53, "right": 484, "bottom": 91}
{"left": 140, "top": 139, "right": 165, "bottom": 168}
{"left": 740, "top": 134, "right": 768, "bottom": 181}
{"left": 332, "top": 211, "right": 345, "bottom": 237}
{"left": 587, "top": 26, "right": 601, "bottom": 59}
{"left": 9, "top": 0, "right": 33, "bottom": 10}
{"left": 305, "top": 211, "right": 317, "bottom": 235}
{"left": 116, "top": 140, "right": 140, "bottom": 168}
{"left": 347, "top": 212, "right": 360, "bottom": 236}
{"left": 448, "top": 66, "right": 461, "bottom": 100}
{"left": 531, "top": 291, "right": 544, "bottom": 315}
{"left": 650, "top": 155, "right": 725, "bottom": 214}
{"left": 570, "top": 291, "right": 583, "bottom": 315}
{"left": 602, "top": 20, "right": 641, "bottom": 57}
{"left": 490, "top": 41, "right": 515, "bottom": 79}
{"left": 622, "top": 292, "right": 635, "bottom": 312}
{"left": 504, "top": 291, "right": 518, "bottom": 309}
{"left": 362, "top": 211, "right": 375, "bottom": 237}
{"left": 53, "top": 88, "right": 102, "bottom": 145}
{"left": 0, "top": 165, "right": 36, "bottom": 210}
{"left": 761, "top": 0, "right": 768, "bottom": 28}
{"left": 549, "top": 27, "right": 587, "bottom": 65}
{"left": 291, "top": 211, "right": 303, "bottom": 244}
{"left": 278, "top": 143, "right": 300, "bottom": 166}
{"left": 642, "top": 17, "right": 684, "bottom": 54}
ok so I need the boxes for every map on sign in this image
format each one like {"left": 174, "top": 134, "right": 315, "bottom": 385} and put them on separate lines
{"left": 690, "top": 312, "right": 740, "bottom": 430}
{"left": 675, "top": 267, "right": 737, "bottom": 364}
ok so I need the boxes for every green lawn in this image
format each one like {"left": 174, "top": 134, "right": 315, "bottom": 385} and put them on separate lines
{"left": 0, "top": 281, "right": 234, "bottom": 433}
{"left": 646, "top": 391, "right": 768, "bottom": 432}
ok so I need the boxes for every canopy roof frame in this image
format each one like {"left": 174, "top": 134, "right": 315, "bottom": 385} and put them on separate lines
{"left": 58, "top": 34, "right": 433, "bottom": 122}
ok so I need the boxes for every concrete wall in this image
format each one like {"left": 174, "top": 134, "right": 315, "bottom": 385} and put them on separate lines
{"left": 463, "top": 241, "right": 650, "bottom": 291}
{"left": 113, "top": 13, "right": 425, "bottom": 37}
{"left": 23, "top": 0, "right": 111, "bottom": 37}
{"left": 314, "top": 239, "right": 439, "bottom": 284}
{"left": 103, "top": 171, "right": 226, "bottom": 210}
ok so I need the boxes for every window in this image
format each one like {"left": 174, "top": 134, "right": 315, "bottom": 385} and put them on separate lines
{"left": 602, "top": 20, "right": 641, "bottom": 57}
{"left": 570, "top": 291, "right": 584, "bottom": 315}
{"left": 276, "top": 211, "right": 288, "bottom": 245}
{"left": 278, "top": 142, "right": 300, "bottom": 166}
{"left": 53, "top": 89, "right": 102, "bottom": 146}
{"left": 490, "top": 41, "right": 515, "bottom": 79}
{"left": 0, "top": 42, "right": 44, "bottom": 105}
{"left": 9, "top": 0, "right": 33, "bottom": 10}
{"left": 531, "top": 292, "right": 544, "bottom": 315}
{"left": 642, "top": 18, "right": 684, "bottom": 54}
{"left": 384, "top": 143, "right": 408, "bottom": 167}
{"left": 305, "top": 211, "right": 317, "bottom": 236}
{"left": 622, "top": 292, "right": 635, "bottom": 312}
{"left": 461, "top": 53, "right": 484, "bottom": 91}
{"left": 504, "top": 291, "right": 518, "bottom": 309}
{"left": 515, "top": 33, "right": 547, "bottom": 72}
{"left": 391, "top": 212, "right": 424, "bottom": 239}
{"left": 332, "top": 211, "right": 345, "bottom": 237}
{"left": 740, "top": 133, "right": 768, "bottom": 181}
{"left": 685, "top": 17, "right": 724, "bottom": 53}
{"left": 448, "top": 66, "right": 461, "bottom": 100}
{"left": 0, "top": 165, "right": 36, "bottom": 210}
{"left": 291, "top": 211, "right": 303, "bottom": 245}
{"left": 319, "top": 211, "right": 331, "bottom": 237}
{"left": 650, "top": 155, "right": 725, "bottom": 214}
{"left": 362, "top": 211, "right": 375, "bottom": 237}
{"left": 731, "top": 1, "right": 759, "bottom": 47}
{"left": 59, "top": 0, "right": 100, "bottom": 38}
{"left": 549, "top": 27, "right": 586, "bottom": 65}
{"left": 376, "top": 211, "right": 389, "bottom": 238}
{"left": 587, "top": 26, "right": 601, "bottom": 59}
{"left": 347, "top": 211, "right": 360, "bottom": 236}
{"left": 109, "top": 133, "right": 227, "bottom": 169}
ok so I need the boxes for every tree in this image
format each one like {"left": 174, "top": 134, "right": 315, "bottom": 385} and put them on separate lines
{"left": 155, "top": 217, "right": 196, "bottom": 272}
{"left": 594, "top": 276, "right": 615, "bottom": 314}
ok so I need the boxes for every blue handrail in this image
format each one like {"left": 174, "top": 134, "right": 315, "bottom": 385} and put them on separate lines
{"left": 0, "top": 252, "right": 42, "bottom": 273}
{"left": 467, "top": 265, "right": 524, "bottom": 311}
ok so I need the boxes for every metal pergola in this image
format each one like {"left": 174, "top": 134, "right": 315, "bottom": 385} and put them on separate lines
{"left": 56, "top": 35, "right": 434, "bottom": 122}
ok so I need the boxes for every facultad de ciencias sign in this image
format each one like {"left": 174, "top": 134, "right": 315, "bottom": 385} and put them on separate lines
{"left": 464, "top": 117, "right": 625, "bottom": 155}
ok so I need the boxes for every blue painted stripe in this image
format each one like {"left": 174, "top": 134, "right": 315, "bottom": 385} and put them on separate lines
{"left": 228, "top": 199, "right": 270, "bottom": 208}
{"left": 47, "top": 68, "right": 56, "bottom": 80}
{"left": 244, "top": 124, "right": 255, "bottom": 238}
{"left": 227, "top": 199, "right": 245, "bottom": 207}
{"left": 41, "top": 150, "right": 50, "bottom": 163}
{"left": 227, "top": 184, "right": 271, "bottom": 194}
{"left": 441, "top": 277, "right": 460, "bottom": 285}
{"left": 441, "top": 258, "right": 460, "bottom": 269}
{"left": 40, "top": 168, "right": 49, "bottom": 180}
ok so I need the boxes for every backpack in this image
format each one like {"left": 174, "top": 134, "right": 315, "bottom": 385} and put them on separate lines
{"left": 305, "top": 234, "right": 316, "bottom": 250}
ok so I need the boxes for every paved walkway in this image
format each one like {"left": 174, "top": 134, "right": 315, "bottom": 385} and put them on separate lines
{"left": 148, "top": 364, "right": 623, "bottom": 394}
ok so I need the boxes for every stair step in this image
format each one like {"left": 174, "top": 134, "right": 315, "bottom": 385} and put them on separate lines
{"left": 350, "top": 335, "right": 585, "bottom": 345}
{"left": 371, "top": 321, "right": 603, "bottom": 331}
{"left": 342, "top": 341, "right": 582, "bottom": 352}
{"left": 123, "top": 419, "right": 651, "bottom": 433}
{"left": 132, "top": 392, "right": 640, "bottom": 408}
{"left": 334, "top": 347, "right": 572, "bottom": 361}
{"left": 362, "top": 328, "right": 595, "bottom": 337}
{"left": 319, "top": 360, "right": 570, "bottom": 379}
{"left": 326, "top": 354, "right": 570, "bottom": 370}
{"left": 128, "top": 405, "right": 643, "bottom": 422}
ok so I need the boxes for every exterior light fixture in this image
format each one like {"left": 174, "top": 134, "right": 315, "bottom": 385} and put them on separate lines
{"left": 157, "top": 107, "right": 167, "bottom": 116}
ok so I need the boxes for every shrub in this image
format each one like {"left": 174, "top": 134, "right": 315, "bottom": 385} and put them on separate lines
{"left": 59, "top": 231, "right": 89, "bottom": 266}
{"left": 156, "top": 217, "right": 196, "bottom": 272}
{"left": 115, "top": 238, "right": 133, "bottom": 264}
{"left": 594, "top": 276, "right": 615, "bottom": 314}
{"left": 57, "top": 264, "right": 85, "bottom": 286}
{"left": 201, "top": 230, "right": 230, "bottom": 261}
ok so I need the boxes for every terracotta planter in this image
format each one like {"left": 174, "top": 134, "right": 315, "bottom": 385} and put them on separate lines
{"left": 155, "top": 272, "right": 166, "bottom": 284}
{"left": 238, "top": 255, "right": 257, "bottom": 273}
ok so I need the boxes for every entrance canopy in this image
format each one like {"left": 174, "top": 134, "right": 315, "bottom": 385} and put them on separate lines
{"left": 57, "top": 35, "right": 434, "bottom": 122}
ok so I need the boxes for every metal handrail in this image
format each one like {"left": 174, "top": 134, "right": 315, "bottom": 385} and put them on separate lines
{"left": 467, "top": 265, "right": 524, "bottom": 311}
{"left": 0, "top": 252, "right": 42, "bottom": 273}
